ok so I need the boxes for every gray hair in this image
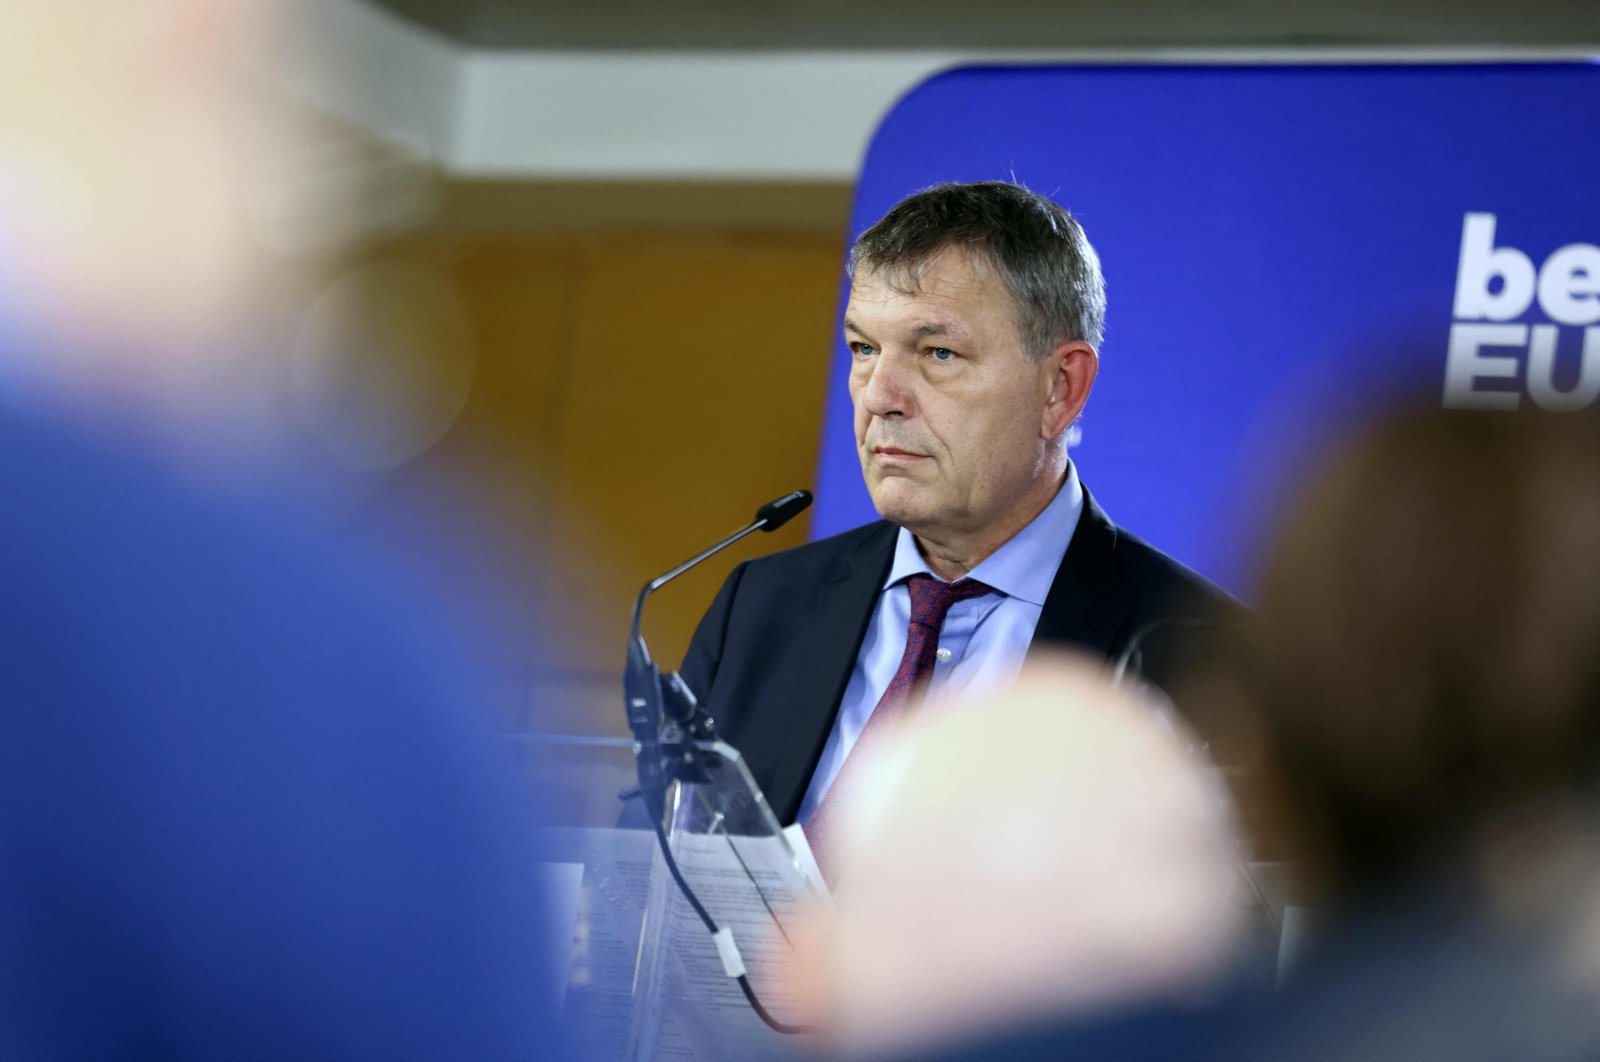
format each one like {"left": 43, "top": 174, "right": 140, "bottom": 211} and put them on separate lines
{"left": 848, "top": 181, "right": 1106, "bottom": 359}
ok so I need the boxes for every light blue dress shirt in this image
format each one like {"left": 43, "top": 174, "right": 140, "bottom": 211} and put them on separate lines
{"left": 796, "top": 463, "right": 1085, "bottom": 824}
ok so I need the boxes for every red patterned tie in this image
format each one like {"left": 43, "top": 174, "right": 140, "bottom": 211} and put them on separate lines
{"left": 804, "top": 573, "right": 994, "bottom": 883}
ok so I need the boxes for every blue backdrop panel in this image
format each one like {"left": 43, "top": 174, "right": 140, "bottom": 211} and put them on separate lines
{"left": 812, "top": 63, "right": 1600, "bottom": 592}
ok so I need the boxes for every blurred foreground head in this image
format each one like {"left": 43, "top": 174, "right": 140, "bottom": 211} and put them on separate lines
{"left": 1222, "top": 406, "right": 1600, "bottom": 901}
{"left": 0, "top": 1, "right": 522, "bottom": 626}
{"left": 0, "top": 3, "right": 466, "bottom": 485}
{"left": 0, "top": 3, "right": 270, "bottom": 374}
{"left": 809, "top": 655, "right": 1249, "bottom": 1059}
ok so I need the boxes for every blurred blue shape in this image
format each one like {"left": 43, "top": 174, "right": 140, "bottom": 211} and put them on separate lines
{"left": 0, "top": 406, "right": 562, "bottom": 1059}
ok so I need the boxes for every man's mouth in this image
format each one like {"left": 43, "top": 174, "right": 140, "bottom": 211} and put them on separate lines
{"left": 872, "top": 446, "right": 929, "bottom": 461}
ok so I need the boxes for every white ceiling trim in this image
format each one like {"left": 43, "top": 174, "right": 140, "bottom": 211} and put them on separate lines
{"left": 276, "top": 0, "right": 461, "bottom": 161}
{"left": 275, "top": 1, "right": 1598, "bottom": 181}
{"left": 450, "top": 50, "right": 964, "bottom": 180}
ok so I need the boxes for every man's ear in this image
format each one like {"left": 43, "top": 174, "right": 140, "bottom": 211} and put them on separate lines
{"left": 1040, "top": 340, "right": 1098, "bottom": 442}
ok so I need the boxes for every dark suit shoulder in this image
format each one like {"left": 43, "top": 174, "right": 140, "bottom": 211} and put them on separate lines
{"left": 1103, "top": 525, "right": 1248, "bottom": 698}
{"left": 678, "top": 519, "right": 894, "bottom": 695}
{"left": 1041, "top": 486, "right": 1246, "bottom": 696}
{"left": 735, "top": 518, "right": 896, "bottom": 584}
{"left": 1115, "top": 525, "right": 1242, "bottom": 618}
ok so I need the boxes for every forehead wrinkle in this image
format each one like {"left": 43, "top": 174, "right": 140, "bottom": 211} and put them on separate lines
{"left": 907, "top": 320, "right": 968, "bottom": 344}
{"left": 859, "top": 252, "right": 1009, "bottom": 327}
{"left": 850, "top": 251, "right": 1014, "bottom": 351}
{"left": 844, "top": 309, "right": 971, "bottom": 347}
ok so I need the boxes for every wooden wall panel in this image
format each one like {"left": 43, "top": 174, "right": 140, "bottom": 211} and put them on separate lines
{"left": 339, "top": 224, "right": 847, "bottom": 732}
{"left": 550, "top": 232, "right": 843, "bottom": 680}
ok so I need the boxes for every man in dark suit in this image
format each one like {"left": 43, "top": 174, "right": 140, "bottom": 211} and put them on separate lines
{"left": 681, "top": 182, "right": 1232, "bottom": 830}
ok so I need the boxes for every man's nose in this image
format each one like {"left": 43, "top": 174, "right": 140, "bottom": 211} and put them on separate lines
{"left": 859, "top": 351, "right": 915, "bottom": 419}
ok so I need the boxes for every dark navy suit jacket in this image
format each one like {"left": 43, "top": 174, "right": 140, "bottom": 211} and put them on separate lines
{"left": 680, "top": 486, "right": 1238, "bottom": 825}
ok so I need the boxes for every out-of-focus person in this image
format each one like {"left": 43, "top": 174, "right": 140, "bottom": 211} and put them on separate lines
{"left": 1194, "top": 404, "right": 1600, "bottom": 1061}
{"left": 798, "top": 654, "right": 1256, "bottom": 1060}
{"left": 0, "top": 3, "right": 565, "bottom": 1057}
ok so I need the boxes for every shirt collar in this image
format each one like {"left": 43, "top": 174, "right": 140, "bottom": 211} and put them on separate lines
{"left": 883, "top": 461, "right": 1085, "bottom": 606}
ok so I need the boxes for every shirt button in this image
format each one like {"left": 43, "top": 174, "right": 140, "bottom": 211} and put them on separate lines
{"left": 935, "top": 647, "right": 952, "bottom": 663}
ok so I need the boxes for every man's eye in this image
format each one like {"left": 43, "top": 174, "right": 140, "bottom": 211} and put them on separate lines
{"left": 929, "top": 347, "right": 956, "bottom": 362}
{"left": 851, "top": 342, "right": 877, "bottom": 358}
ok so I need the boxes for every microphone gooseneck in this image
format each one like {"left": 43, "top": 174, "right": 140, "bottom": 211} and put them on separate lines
{"left": 628, "top": 490, "right": 813, "bottom": 668}
{"left": 621, "top": 488, "right": 818, "bottom": 1037}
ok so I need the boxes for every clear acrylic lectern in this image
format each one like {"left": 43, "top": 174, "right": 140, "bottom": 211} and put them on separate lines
{"left": 516, "top": 733, "right": 827, "bottom": 1062}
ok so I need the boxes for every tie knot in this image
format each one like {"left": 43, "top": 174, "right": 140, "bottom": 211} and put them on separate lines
{"left": 905, "top": 573, "right": 995, "bottom": 626}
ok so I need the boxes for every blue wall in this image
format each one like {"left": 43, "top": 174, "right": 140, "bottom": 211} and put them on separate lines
{"left": 813, "top": 63, "right": 1600, "bottom": 591}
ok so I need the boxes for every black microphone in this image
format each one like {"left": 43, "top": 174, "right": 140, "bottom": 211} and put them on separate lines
{"left": 619, "top": 489, "right": 823, "bottom": 1038}
{"left": 629, "top": 490, "right": 812, "bottom": 659}
{"left": 625, "top": 490, "right": 813, "bottom": 744}
{"left": 753, "top": 490, "right": 812, "bottom": 532}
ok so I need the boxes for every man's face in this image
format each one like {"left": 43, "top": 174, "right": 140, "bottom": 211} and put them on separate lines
{"left": 844, "top": 249, "right": 1076, "bottom": 543}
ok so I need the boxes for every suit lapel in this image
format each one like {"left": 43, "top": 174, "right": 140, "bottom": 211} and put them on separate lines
{"left": 747, "top": 495, "right": 1130, "bottom": 820}
{"left": 761, "top": 521, "right": 895, "bottom": 823}
{"left": 1028, "top": 486, "right": 1131, "bottom": 663}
